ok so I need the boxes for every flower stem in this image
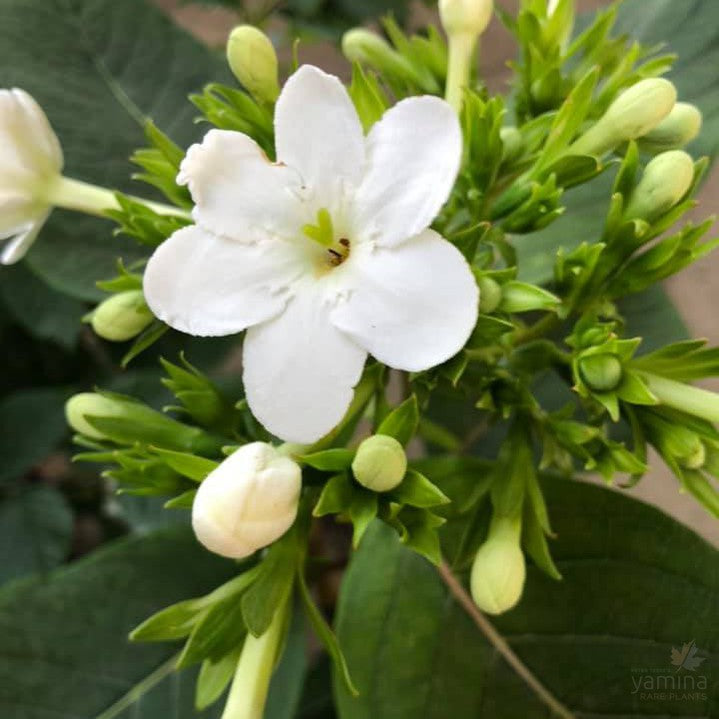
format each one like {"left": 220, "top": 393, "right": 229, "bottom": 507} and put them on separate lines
{"left": 445, "top": 33, "right": 477, "bottom": 112}
{"left": 437, "top": 559, "right": 575, "bottom": 719}
{"left": 221, "top": 592, "right": 290, "bottom": 719}
{"left": 44, "top": 175, "right": 191, "bottom": 220}
{"left": 638, "top": 372, "right": 719, "bottom": 423}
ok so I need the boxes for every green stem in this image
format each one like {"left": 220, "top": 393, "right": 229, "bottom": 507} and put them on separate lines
{"left": 638, "top": 372, "right": 719, "bottom": 424}
{"left": 221, "top": 591, "right": 290, "bottom": 719}
{"left": 512, "top": 314, "right": 561, "bottom": 346}
{"left": 445, "top": 33, "right": 477, "bottom": 112}
{"left": 44, "top": 175, "right": 191, "bottom": 219}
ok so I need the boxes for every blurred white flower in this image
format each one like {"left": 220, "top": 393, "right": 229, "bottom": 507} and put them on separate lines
{"left": 145, "top": 65, "right": 478, "bottom": 443}
{"left": 0, "top": 89, "right": 63, "bottom": 265}
{"left": 192, "top": 442, "right": 301, "bottom": 559}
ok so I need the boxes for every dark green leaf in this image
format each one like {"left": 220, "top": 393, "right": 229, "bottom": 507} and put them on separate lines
{"left": 0, "top": 525, "right": 236, "bottom": 717}
{"left": 335, "top": 480, "right": 719, "bottom": 718}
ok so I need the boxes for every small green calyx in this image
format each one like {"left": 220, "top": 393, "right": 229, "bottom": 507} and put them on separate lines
{"left": 578, "top": 353, "right": 623, "bottom": 392}
{"left": 352, "top": 434, "right": 408, "bottom": 492}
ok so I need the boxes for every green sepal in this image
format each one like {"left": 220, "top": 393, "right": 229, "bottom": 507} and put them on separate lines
{"left": 376, "top": 395, "right": 419, "bottom": 446}
{"left": 301, "top": 448, "right": 354, "bottom": 472}
{"left": 150, "top": 447, "right": 219, "bottom": 482}
{"left": 195, "top": 649, "right": 241, "bottom": 711}
{"left": 389, "top": 469, "right": 450, "bottom": 509}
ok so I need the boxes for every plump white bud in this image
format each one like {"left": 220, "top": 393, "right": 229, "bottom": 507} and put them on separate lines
{"left": 570, "top": 79, "right": 677, "bottom": 156}
{"left": 439, "top": 0, "right": 494, "bottom": 38}
{"left": 91, "top": 290, "right": 154, "bottom": 342}
{"left": 470, "top": 517, "right": 526, "bottom": 615}
{"left": 352, "top": 434, "right": 407, "bottom": 492}
{"left": 192, "top": 442, "right": 301, "bottom": 559}
{"left": 226, "top": 26, "right": 280, "bottom": 104}
{"left": 639, "top": 102, "right": 703, "bottom": 153}
{"left": 624, "top": 150, "right": 695, "bottom": 222}
{"left": 0, "top": 88, "right": 63, "bottom": 264}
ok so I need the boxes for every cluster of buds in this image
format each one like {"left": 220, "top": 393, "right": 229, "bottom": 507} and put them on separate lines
{"left": 569, "top": 79, "right": 701, "bottom": 158}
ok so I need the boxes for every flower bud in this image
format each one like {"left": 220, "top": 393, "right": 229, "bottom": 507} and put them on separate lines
{"left": 192, "top": 442, "right": 301, "bottom": 559}
{"left": 623, "top": 150, "right": 695, "bottom": 223}
{"left": 470, "top": 516, "right": 526, "bottom": 615}
{"left": 478, "top": 275, "right": 502, "bottom": 314}
{"left": 226, "top": 26, "right": 280, "bottom": 104}
{"left": 578, "top": 353, "right": 623, "bottom": 392}
{"left": 341, "top": 29, "right": 418, "bottom": 85}
{"left": 0, "top": 88, "right": 63, "bottom": 264}
{"left": 351, "top": 434, "right": 407, "bottom": 492}
{"left": 439, "top": 0, "right": 494, "bottom": 38}
{"left": 90, "top": 290, "right": 154, "bottom": 342}
{"left": 65, "top": 392, "right": 223, "bottom": 454}
{"left": 570, "top": 79, "right": 677, "bottom": 156}
{"left": 638, "top": 102, "right": 702, "bottom": 153}
{"left": 500, "top": 126, "right": 524, "bottom": 164}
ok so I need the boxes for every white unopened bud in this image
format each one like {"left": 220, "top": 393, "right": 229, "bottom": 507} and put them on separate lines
{"left": 0, "top": 88, "right": 63, "bottom": 264}
{"left": 470, "top": 516, "right": 526, "bottom": 615}
{"left": 624, "top": 150, "right": 695, "bottom": 222}
{"left": 570, "top": 79, "right": 677, "bottom": 156}
{"left": 439, "top": 0, "right": 494, "bottom": 38}
{"left": 192, "top": 442, "right": 301, "bottom": 559}
{"left": 91, "top": 290, "right": 154, "bottom": 342}
{"left": 226, "top": 26, "right": 280, "bottom": 104}
{"left": 352, "top": 434, "right": 407, "bottom": 492}
{"left": 638, "top": 102, "right": 703, "bottom": 153}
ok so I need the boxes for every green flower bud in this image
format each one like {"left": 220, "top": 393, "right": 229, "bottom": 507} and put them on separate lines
{"left": 638, "top": 102, "right": 703, "bottom": 153}
{"left": 570, "top": 79, "right": 677, "bottom": 156}
{"left": 470, "top": 516, "right": 526, "bottom": 615}
{"left": 65, "top": 392, "right": 223, "bottom": 454}
{"left": 623, "top": 150, "right": 695, "bottom": 223}
{"left": 226, "top": 25, "right": 280, "bottom": 104}
{"left": 500, "top": 126, "right": 524, "bottom": 164}
{"left": 478, "top": 275, "right": 502, "bottom": 314}
{"left": 341, "top": 29, "right": 420, "bottom": 87}
{"left": 578, "top": 353, "right": 623, "bottom": 392}
{"left": 351, "top": 434, "right": 407, "bottom": 492}
{"left": 90, "top": 290, "right": 153, "bottom": 342}
{"left": 439, "top": 0, "right": 494, "bottom": 38}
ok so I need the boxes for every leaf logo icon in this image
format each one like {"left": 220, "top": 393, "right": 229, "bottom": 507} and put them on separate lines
{"left": 670, "top": 640, "right": 707, "bottom": 672}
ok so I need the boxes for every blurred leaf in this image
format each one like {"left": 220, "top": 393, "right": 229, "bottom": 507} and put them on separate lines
{"left": 335, "top": 479, "right": 719, "bottom": 718}
{"left": 0, "top": 0, "right": 230, "bottom": 300}
{"left": 0, "top": 264, "right": 84, "bottom": 349}
{"left": 0, "top": 525, "right": 236, "bottom": 718}
{"left": 0, "top": 486, "right": 73, "bottom": 585}
{"left": 0, "top": 388, "right": 69, "bottom": 485}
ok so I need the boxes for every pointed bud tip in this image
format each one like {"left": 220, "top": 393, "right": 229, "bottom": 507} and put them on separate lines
{"left": 226, "top": 25, "right": 280, "bottom": 103}
{"left": 439, "top": 0, "right": 494, "bottom": 38}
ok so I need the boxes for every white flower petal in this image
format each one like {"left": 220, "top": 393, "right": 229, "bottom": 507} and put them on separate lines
{"left": 144, "top": 225, "right": 305, "bottom": 336}
{"left": 1, "top": 212, "right": 48, "bottom": 265}
{"left": 0, "top": 89, "right": 62, "bottom": 179}
{"left": 331, "top": 229, "right": 478, "bottom": 372}
{"left": 178, "top": 129, "right": 305, "bottom": 241}
{"left": 243, "top": 283, "right": 367, "bottom": 443}
{"left": 351, "top": 96, "right": 462, "bottom": 247}
{"left": 275, "top": 66, "right": 365, "bottom": 209}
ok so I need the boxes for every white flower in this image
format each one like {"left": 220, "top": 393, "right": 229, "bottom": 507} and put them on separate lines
{"left": 0, "top": 88, "right": 63, "bottom": 265}
{"left": 144, "top": 65, "right": 479, "bottom": 443}
{"left": 192, "top": 442, "right": 301, "bottom": 559}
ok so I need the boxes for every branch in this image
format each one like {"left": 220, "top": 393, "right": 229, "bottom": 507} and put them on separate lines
{"left": 437, "top": 560, "right": 575, "bottom": 719}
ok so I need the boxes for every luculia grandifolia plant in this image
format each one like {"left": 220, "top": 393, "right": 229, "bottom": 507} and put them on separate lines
{"left": 4, "top": 0, "right": 718, "bottom": 716}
